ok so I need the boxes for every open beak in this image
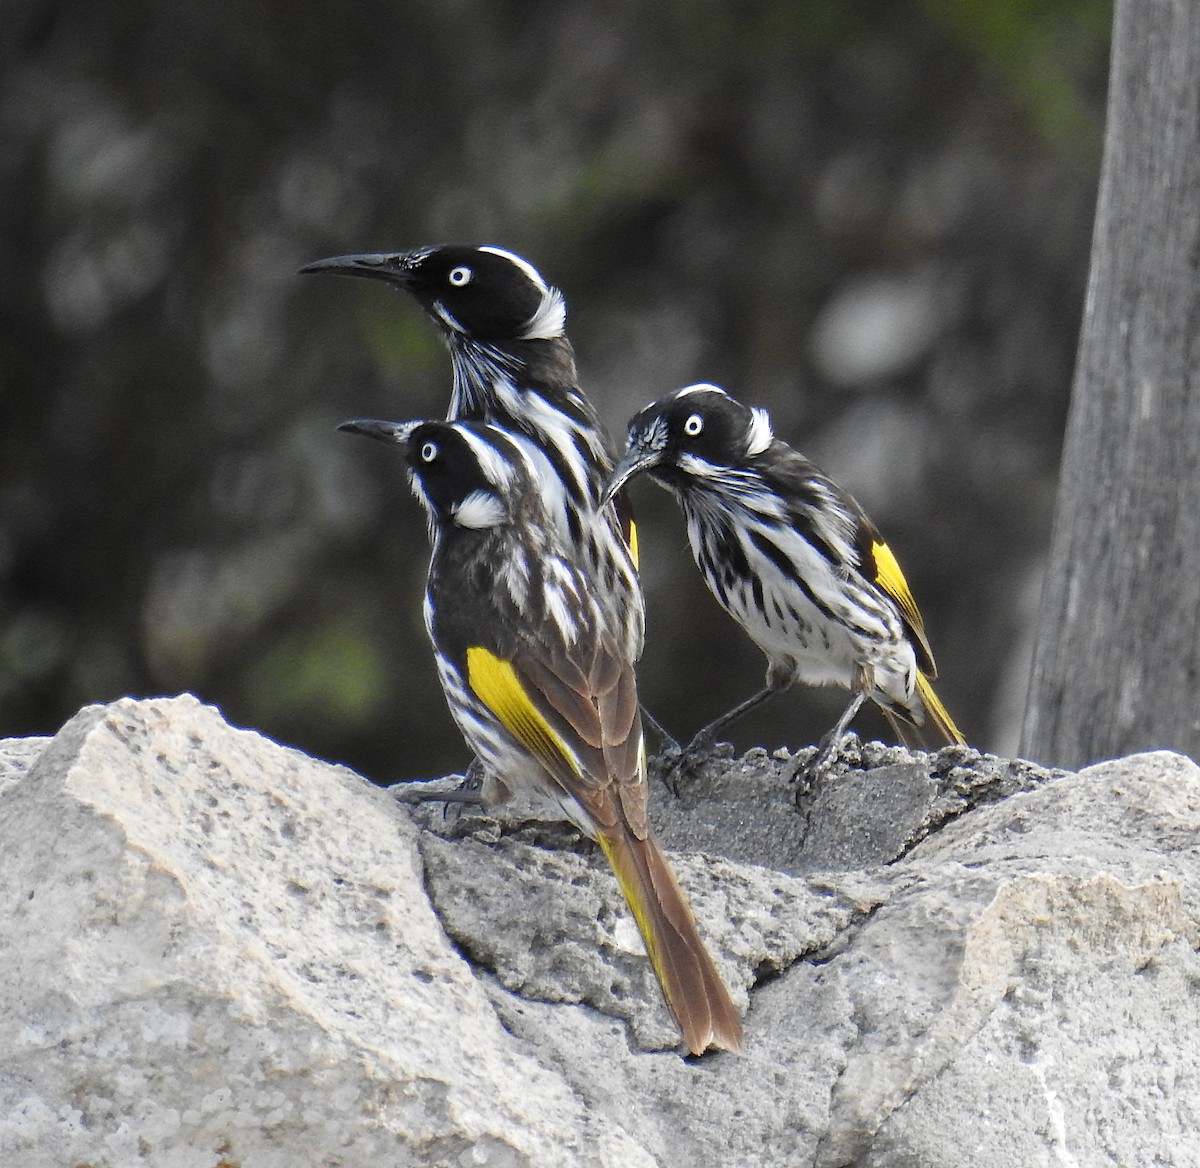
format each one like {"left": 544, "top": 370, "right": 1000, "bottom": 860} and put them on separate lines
{"left": 601, "top": 446, "right": 663, "bottom": 507}
{"left": 299, "top": 252, "right": 416, "bottom": 286}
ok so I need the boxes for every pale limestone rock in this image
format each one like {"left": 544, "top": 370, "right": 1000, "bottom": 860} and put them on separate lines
{"left": 0, "top": 696, "right": 656, "bottom": 1168}
{"left": 2, "top": 696, "right": 1199, "bottom": 1167}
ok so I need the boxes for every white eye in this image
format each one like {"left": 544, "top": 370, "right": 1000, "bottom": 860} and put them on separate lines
{"left": 683, "top": 413, "right": 704, "bottom": 437}
{"left": 420, "top": 441, "right": 438, "bottom": 463}
{"left": 448, "top": 266, "right": 472, "bottom": 287}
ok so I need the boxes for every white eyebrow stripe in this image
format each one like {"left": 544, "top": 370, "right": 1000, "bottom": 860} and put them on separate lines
{"left": 453, "top": 424, "right": 518, "bottom": 491}
{"left": 676, "top": 382, "right": 727, "bottom": 400}
{"left": 478, "top": 246, "right": 549, "bottom": 293}
{"left": 475, "top": 246, "right": 565, "bottom": 339}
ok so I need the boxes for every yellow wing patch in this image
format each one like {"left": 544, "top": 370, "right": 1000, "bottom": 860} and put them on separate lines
{"left": 466, "top": 646, "right": 582, "bottom": 777}
{"left": 871, "top": 538, "right": 937, "bottom": 672}
{"left": 871, "top": 539, "right": 923, "bottom": 636}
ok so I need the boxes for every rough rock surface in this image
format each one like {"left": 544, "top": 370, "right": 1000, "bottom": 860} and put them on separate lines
{"left": 2, "top": 694, "right": 1198, "bottom": 1167}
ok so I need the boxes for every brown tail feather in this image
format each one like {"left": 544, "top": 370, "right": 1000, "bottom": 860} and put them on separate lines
{"left": 596, "top": 825, "right": 743, "bottom": 1055}
{"left": 881, "top": 671, "right": 965, "bottom": 751}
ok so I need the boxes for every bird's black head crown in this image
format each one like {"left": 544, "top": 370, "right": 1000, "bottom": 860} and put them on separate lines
{"left": 301, "top": 244, "right": 566, "bottom": 343}
{"left": 633, "top": 384, "right": 774, "bottom": 466}
{"left": 337, "top": 416, "right": 529, "bottom": 529}
{"left": 603, "top": 383, "right": 775, "bottom": 502}
{"left": 403, "top": 420, "right": 533, "bottom": 529}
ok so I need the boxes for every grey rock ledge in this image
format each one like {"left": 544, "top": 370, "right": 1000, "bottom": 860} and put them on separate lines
{"left": 2, "top": 695, "right": 1197, "bottom": 1167}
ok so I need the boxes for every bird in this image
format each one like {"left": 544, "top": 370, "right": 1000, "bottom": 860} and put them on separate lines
{"left": 301, "top": 244, "right": 673, "bottom": 744}
{"left": 602, "top": 383, "right": 964, "bottom": 779}
{"left": 299, "top": 244, "right": 638, "bottom": 582}
{"left": 338, "top": 413, "right": 744, "bottom": 1056}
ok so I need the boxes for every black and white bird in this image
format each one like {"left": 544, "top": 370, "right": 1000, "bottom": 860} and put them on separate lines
{"left": 338, "top": 415, "right": 743, "bottom": 1056}
{"left": 603, "top": 383, "right": 964, "bottom": 775}
{"left": 300, "top": 244, "right": 639, "bottom": 591}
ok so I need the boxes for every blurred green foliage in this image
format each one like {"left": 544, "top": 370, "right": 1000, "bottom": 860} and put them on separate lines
{"left": 922, "top": 0, "right": 1111, "bottom": 149}
{"left": 1, "top": 0, "right": 1110, "bottom": 778}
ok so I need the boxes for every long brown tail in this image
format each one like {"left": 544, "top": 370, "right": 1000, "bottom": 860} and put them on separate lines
{"left": 881, "top": 671, "right": 965, "bottom": 752}
{"left": 596, "top": 824, "right": 743, "bottom": 1055}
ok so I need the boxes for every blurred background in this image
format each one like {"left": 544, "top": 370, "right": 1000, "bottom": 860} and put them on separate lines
{"left": 2, "top": 0, "right": 1110, "bottom": 781}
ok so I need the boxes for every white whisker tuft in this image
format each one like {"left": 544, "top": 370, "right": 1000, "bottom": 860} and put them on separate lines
{"left": 453, "top": 489, "right": 508, "bottom": 529}
{"left": 746, "top": 407, "right": 774, "bottom": 456}
{"left": 520, "top": 287, "right": 567, "bottom": 340}
{"left": 434, "top": 301, "right": 466, "bottom": 333}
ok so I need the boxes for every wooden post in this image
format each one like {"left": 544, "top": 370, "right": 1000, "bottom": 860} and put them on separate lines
{"left": 1021, "top": 0, "right": 1200, "bottom": 768}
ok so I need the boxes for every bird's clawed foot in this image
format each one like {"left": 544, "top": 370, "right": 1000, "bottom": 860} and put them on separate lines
{"left": 791, "top": 692, "right": 867, "bottom": 805}
{"left": 792, "top": 730, "right": 855, "bottom": 807}
{"left": 389, "top": 757, "right": 487, "bottom": 806}
{"left": 651, "top": 727, "right": 729, "bottom": 795}
{"left": 805, "top": 730, "right": 844, "bottom": 779}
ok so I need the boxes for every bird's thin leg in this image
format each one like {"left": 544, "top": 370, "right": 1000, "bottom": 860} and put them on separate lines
{"left": 640, "top": 705, "right": 681, "bottom": 753}
{"left": 656, "top": 686, "right": 780, "bottom": 792}
{"left": 687, "top": 687, "right": 780, "bottom": 753}
{"left": 388, "top": 757, "right": 487, "bottom": 806}
{"left": 802, "top": 690, "right": 868, "bottom": 789}
{"left": 391, "top": 786, "right": 486, "bottom": 806}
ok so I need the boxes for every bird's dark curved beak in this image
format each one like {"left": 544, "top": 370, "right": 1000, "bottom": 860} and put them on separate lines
{"left": 601, "top": 447, "right": 662, "bottom": 507}
{"left": 300, "top": 252, "right": 415, "bottom": 285}
{"left": 337, "top": 418, "right": 419, "bottom": 444}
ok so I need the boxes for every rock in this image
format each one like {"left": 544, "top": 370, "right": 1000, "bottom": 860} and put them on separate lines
{"left": 2, "top": 695, "right": 1199, "bottom": 1167}
{"left": 0, "top": 697, "right": 656, "bottom": 1168}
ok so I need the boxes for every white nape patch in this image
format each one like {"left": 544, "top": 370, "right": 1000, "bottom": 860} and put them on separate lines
{"left": 478, "top": 246, "right": 549, "bottom": 292}
{"left": 519, "top": 287, "right": 566, "bottom": 340}
{"left": 676, "top": 382, "right": 726, "bottom": 400}
{"left": 475, "top": 248, "right": 565, "bottom": 339}
{"left": 453, "top": 489, "right": 507, "bottom": 529}
{"left": 746, "top": 406, "right": 774, "bottom": 456}
{"left": 433, "top": 301, "right": 466, "bottom": 333}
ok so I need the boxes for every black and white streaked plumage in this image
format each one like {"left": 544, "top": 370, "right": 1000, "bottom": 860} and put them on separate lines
{"left": 604, "top": 383, "right": 964, "bottom": 773}
{"left": 337, "top": 415, "right": 742, "bottom": 1057}
{"left": 300, "top": 244, "right": 638, "bottom": 596}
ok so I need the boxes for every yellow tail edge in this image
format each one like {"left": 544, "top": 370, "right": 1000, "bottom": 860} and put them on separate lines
{"left": 882, "top": 673, "right": 966, "bottom": 751}
{"left": 597, "top": 827, "right": 743, "bottom": 1056}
